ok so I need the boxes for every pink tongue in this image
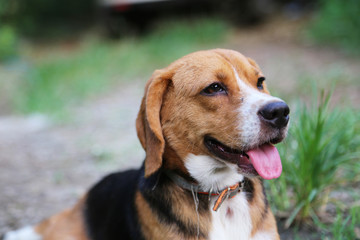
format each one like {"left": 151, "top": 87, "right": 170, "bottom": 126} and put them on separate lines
{"left": 246, "top": 144, "right": 282, "bottom": 180}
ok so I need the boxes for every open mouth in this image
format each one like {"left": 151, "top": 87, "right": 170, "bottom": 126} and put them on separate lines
{"left": 204, "top": 136, "right": 282, "bottom": 180}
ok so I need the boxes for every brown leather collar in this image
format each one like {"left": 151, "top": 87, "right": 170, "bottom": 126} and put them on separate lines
{"left": 165, "top": 170, "right": 245, "bottom": 211}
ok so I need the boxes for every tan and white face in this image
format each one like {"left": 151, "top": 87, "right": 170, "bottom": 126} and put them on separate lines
{"left": 137, "top": 49, "right": 289, "bottom": 190}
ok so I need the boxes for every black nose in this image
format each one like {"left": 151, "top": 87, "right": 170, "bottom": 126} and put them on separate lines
{"left": 258, "top": 102, "right": 290, "bottom": 129}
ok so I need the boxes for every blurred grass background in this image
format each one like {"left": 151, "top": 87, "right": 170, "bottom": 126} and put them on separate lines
{"left": 269, "top": 91, "right": 360, "bottom": 238}
{"left": 13, "top": 18, "right": 228, "bottom": 115}
{"left": 1, "top": 0, "right": 360, "bottom": 238}
{"left": 306, "top": 0, "right": 360, "bottom": 55}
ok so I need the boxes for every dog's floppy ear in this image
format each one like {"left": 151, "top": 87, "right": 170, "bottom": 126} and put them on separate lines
{"left": 136, "top": 69, "right": 172, "bottom": 178}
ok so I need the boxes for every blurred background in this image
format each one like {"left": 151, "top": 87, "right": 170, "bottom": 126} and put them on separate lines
{"left": 0, "top": 0, "right": 359, "bottom": 239}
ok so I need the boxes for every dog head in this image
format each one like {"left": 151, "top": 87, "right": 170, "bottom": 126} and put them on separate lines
{"left": 136, "top": 49, "right": 289, "bottom": 190}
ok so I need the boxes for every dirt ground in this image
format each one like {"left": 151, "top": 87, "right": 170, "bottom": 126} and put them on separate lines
{"left": 1, "top": 18, "right": 359, "bottom": 238}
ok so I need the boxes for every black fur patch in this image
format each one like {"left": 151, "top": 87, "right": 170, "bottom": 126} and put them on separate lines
{"left": 85, "top": 170, "right": 144, "bottom": 240}
{"left": 139, "top": 170, "right": 208, "bottom": 238}
{"left": 84, "top": 165, "right": 210, "bottom": 240}
{"left": 84, "top": 165, "right": 258, "bottom": 240}
{"left": 244, "top": 178, "right": 254, "bottom": 202}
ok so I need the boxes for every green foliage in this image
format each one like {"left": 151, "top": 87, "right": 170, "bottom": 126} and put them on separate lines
{"left": 329, "top": 206, "right": 360, "bottom": 240}
{"left": 0, "top": 25, "right": 17, "bottom": 61}
{"left": 268, "top": 91, "right": 360, "bottom": 228}
{"left": 0, "top": 0, "right": 95, "bottom": 36}
{"left": 0, "top": 0, "right": 14, "bottom": 21}
{"left": 308, "top": 0, "right": 360, "bottom": 54}
{"left": 14, "top": 18, "right": 229, "bottom": 114}
{"left": 314, "top": 205, "right": 360, "bottom": 239}
{"left": 143, "top": 18, "right": 227, "bottom": 64}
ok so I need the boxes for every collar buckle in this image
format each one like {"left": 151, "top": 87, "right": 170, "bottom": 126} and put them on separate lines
{"left": 212, "top": 180, "right": 244, "bottom": 211}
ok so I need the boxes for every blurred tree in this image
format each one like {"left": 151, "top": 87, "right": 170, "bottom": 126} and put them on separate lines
{"left": 309, "top": 0, "right": 360, "bottom": 54}
{"left": 0, "top": 25, "right": 17, "bottom": 61}
{"left": 0, "top": 0, "right": 96, "bottom": 36}
{"left": 0, "top": 1, "right": 18, "bottom": 60}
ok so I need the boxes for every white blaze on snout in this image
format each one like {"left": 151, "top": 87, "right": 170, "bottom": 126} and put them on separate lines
{"left": 231, "top": 66, "right": 283, "bottom": 148}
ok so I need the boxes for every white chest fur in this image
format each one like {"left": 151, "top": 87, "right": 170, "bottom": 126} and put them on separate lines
{"left": 185, "top": 154, "right": 276, "bottom": 240}
{"left": 209, "top": 193, "right": 276, "bottom": 240}
{"left": 209, "top": 192, "right": 252, "bottom": 240}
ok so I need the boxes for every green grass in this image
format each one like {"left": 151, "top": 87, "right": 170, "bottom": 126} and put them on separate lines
{"left": 327, "top": 206, "right": 360, "bottom": 239}
{"left": 313, "top": 205, "right": 360, "bottom": 239}
{"left": 14, "top": 18, "right": 229, "bottom": 115}
{"left": 267, "top": 90, "right": 360, "bottom": 230}
{"left": 307, "top": 0, "right": 360, "bottom": 55}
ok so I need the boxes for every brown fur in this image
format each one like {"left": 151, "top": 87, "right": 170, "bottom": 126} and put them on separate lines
{"left": 249, "top": 179, "right": 279, "bottom": 238}
{"left": 34, "top": 196, "right": 88, "bottom": 240}
{"left": 139, "top": 49, "right": 270, "bottom": 176}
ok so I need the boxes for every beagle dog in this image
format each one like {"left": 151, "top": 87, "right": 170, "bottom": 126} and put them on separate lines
{"left": 3, "top": 49, "right": 289, "bottom": 240}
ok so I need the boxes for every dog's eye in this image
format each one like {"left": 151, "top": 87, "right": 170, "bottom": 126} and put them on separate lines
{"left": 257, "top": 77, "right": 265, "bottom": 90}
{"left": 201, "top": 82, "right": 227, "bottom": 96}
